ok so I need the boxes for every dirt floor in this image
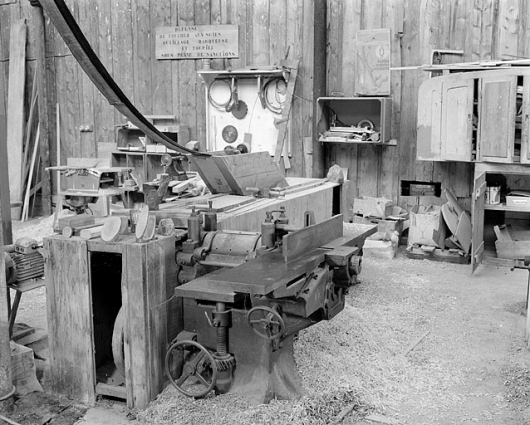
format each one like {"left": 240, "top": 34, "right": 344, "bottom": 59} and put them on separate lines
{"left": 3, "top": 216, "right": 530, "bottom": 424}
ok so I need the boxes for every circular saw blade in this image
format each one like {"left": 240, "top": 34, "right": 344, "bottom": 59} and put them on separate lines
{"left": 222, "top": 125, "right": 238, "bottom": 143}
{"left": 231, "top": 100, "right": 248, "bottom": 119}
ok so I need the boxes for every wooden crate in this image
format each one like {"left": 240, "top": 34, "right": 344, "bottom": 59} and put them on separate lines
{"left": 44, "top": 234, "right": 178, "bottom": 409}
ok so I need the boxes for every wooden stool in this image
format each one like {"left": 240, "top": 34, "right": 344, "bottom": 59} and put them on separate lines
{"left": 6, "top": 278, "right": 46, "bottom": 338}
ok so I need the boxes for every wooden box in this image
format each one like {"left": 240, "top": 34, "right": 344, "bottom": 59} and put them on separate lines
{"left": 44, "top": 234, "right": 178, "bottom": 409}
{"left": 506, "top": 191, "right": 530, "bottom": 208}
{"left": 352, "top": 196, "right": 393, "bottom": 218}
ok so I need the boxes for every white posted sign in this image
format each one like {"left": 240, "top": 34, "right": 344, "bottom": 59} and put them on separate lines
{"left": 156, "top": 25, "right": 239, "bottom": 60}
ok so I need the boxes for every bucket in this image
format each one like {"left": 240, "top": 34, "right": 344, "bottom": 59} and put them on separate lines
{"left": 485, "top": 186, "right": 501, "bottom": 205}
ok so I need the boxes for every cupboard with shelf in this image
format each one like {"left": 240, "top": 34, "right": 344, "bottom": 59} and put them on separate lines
{"left": 417, "top": 69, "right": 530, "bottom": 163}
{"left": 471, "top": 163, "right": 530, "bottom": 272}
{"left": 417, "top": 69, "right": 530, "bottom": 271}
{"left": 111, "top": 118, "right": 190, "bottom": 189}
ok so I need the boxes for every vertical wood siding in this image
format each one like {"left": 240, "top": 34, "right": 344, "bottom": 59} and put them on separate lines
{"left": 326, "top": 0, "right": 530, "bottom": 209}
{"left": 0, "top": 0, "right": 323, "bottom": 182}
{"left": 0, "top": 0, "right": 529, "bottom": 207}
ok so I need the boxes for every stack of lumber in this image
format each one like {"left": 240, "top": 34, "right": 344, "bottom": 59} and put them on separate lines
{"left": 6, "top": 20, "right": 42, "bottom": 221}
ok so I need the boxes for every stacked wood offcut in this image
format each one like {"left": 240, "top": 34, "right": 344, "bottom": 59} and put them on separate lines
{"left": 351, "top": 196, "right": 407, "bottom": 259}
{"left": 5, "top": 20, "right": 42, "bottom": 222}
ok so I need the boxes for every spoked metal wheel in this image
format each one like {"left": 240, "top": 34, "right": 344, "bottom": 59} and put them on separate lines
{"left": 165, "top": 340, "right": 218, "bottom": 398}
{"left": 247, "top": 305, "right": 286, "bottom": 341}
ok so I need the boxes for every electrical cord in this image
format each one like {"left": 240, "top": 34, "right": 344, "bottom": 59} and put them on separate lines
{"left": 263, "top": 78, "right": 285, "bottom": 114}
{"left": 207, "top": 79, "right": 232, "bottom": 110}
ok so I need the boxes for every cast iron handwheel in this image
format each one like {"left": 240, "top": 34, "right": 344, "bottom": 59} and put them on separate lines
{"left": 165, "top": 340, "right": 218, "bottom": 398}
{"left": 247, "top": 306, "right": 286, "bottom": 341}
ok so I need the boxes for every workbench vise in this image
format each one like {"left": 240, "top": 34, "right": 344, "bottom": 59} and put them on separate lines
{"left": 167, "top": 208, "right": 375, "bottom": 403}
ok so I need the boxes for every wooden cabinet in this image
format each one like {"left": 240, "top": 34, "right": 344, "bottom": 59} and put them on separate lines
{"left": 111, "top": 151, "right": 171, "bottom": 188}
{"left": 471, "top": 163, "right": 530, "bottom": 272}
{"left": 417, "top": 69, "right": 530, "bottom": 163}
{"left": 111, "top": 120, "right": 190, "bottom": 188}
{"left": 316, "top": 96, "right": 393, "bottom": 144}
{"left": 477, "top": 74, "right": 517, "bottom": 162}
{"left": 44, "top": 235, "right": 179, "bottom": 409}
{"left": 441, "top": 79, "right": 474, "bottom": 161}
{"left": 418, "top": 70, "right": 530, "bottom": 272}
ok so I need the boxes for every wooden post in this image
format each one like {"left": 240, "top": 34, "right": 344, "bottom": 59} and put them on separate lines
{"left": 30, "top": 0, "right": 52, "bottom": 215}
{"left": 311, "top": 0, "right": 327, "bottom": 178}
{"left": 0, "top": 192, "right": 13, "bottom": 410}
{"left": 527, "top": 273, "right": 530, "bottom": 348}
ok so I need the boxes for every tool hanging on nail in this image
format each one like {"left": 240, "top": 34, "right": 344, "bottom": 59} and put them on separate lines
{"left": 225, "top": 77, "right": 247, "bottom": 119}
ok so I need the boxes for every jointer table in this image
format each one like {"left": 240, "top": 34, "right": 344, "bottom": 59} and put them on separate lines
{"left": 172, "top": 220, "right": 376, "bottom": 403}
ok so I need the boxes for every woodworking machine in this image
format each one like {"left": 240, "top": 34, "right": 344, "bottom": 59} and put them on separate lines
{"left": 47, "top": 166, "right": 133, "bottom": 213}
{"left": 166, "top": 206, "right": 375, "bottom": 403}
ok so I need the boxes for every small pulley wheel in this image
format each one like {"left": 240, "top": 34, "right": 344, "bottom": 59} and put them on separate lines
{"left": 247, "top": 305, "right": 286, "bottom": 341}
{"left": 357, "top": 119, "right": 374, "bottom": 131}
{"left": 165, "top": 340, "right": 218, "bottom": 398}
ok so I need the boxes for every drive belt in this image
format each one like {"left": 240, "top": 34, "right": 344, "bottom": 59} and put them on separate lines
{"left": 38, "top": 0, "right": 209, "bottom": 156}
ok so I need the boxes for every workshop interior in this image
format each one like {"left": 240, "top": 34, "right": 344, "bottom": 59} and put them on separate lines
{"left": 1, "top": 0, "right": 530, "bottom": 422}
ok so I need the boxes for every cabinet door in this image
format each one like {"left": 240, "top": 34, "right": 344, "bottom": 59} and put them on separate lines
{"left": 441, "top": 80, "right": 474, "bottom": 161}
{"left": 417, "top": 78, "right": 443, "bottom": 160}
{"left": 520, "top": 76, "right": 530, "bottom": 163}
{"left": 471, "top": 170, "right": 486, "bottom": 273}
{"left": 477, "top": 75, "right": 517, "bottom": 163}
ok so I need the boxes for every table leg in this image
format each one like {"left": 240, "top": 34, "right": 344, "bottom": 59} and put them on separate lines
{"left": 6, "top": 288, "right": 11, "bottom": 318}
{"left": 8, "top": 291, "right": 22, "bottom": 338}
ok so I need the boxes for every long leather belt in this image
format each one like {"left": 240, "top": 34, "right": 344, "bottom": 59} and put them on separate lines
{"left": 38, "top": 0, "right": 209, "bottom": 156}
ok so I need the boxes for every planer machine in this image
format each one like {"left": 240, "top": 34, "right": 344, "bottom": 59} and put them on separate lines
{"left": 166, "top": 206, "right": 376, "bottom": 403}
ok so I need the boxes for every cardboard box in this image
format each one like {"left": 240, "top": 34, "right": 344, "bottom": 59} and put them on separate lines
{"left": 407, "top": 205, "right": 446, "bottom": 248}
{"left": 352, "top": 196, "right": 393, "bottom": 218}
{"left": 506, "top": 191, "right": 530, "bottom": 208}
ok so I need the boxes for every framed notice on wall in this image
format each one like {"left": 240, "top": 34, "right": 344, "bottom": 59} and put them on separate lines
{"left": 355, "top": 29, "right": 391, "bottom": 96}
{"left": 156, "top": 25, "right": 238, "bottom": 60}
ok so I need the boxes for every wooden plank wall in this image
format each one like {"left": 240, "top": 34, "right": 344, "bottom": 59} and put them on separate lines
{"left": 0, "top": 0, "right": 324, "bottom": 197}
{"left": 0, "top": 1, "right": 529, "bottom": 210}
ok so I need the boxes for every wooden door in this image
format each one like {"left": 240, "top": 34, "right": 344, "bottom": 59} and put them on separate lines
{"left": 520, "top": 76, "right": 530, "bottom": 163}
{"left": 417, "top": 77, "right": 443, "bottom": 160}
{"left": 477, "top": 75, "right": 517, "bottom": 163}
{"left": 471, "top": 169, "right": 486, "bottom": 273}
{"left": 441, "top": 79, "right": 474, "bottom": 161}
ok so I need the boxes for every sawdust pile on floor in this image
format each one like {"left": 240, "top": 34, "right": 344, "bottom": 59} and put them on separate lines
{"left": 138, "top": 256, "right": 469, "bottom": 425}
